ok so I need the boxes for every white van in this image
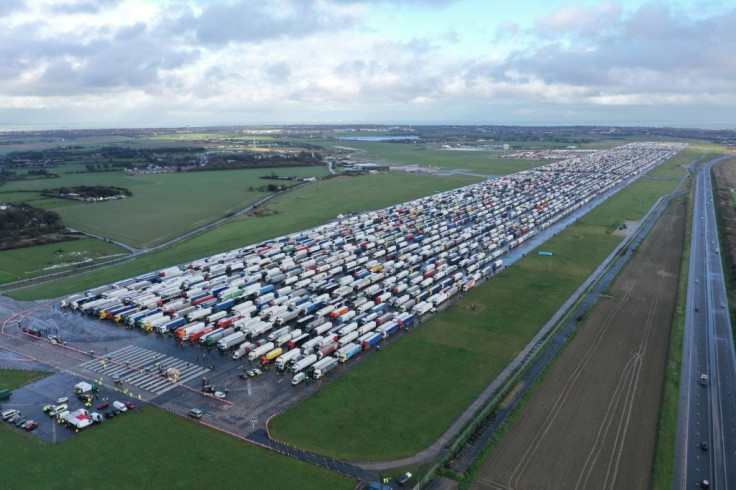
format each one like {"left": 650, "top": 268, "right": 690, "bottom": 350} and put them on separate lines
{"left": 2, "top": 409, "right": 20, "bottom": 420}
{"left": 112, "top": 401, "right": 128, "bottom": 412}
{"left": 291, "top": 372, "right": 306, "bottom": 386}
{"left": 49, "top": 404, "right": 67, "bottom": 416}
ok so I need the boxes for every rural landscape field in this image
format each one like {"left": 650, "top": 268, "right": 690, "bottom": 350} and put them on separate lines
{"left": 2, "top": 121, "right": 733, "bottom": 490}
{"left": 2, "top": 0, "right": 736, "bottom": 488}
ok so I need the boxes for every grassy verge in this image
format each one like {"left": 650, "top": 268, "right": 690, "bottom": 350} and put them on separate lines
{"left": 651, "top": 192, "right": 692, "bottom": 489}
{"left": 458, "top": 359, "right": 553, "bottom": 489}
{"left": 269, "top": 159, "right": 689, "bottom": 461}
{"left": 6, "top": 172, "right": 480, "bottom": 301}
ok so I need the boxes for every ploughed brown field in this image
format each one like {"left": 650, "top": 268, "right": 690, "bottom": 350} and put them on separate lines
{"left": 472, "top": 200, "right": 686, "bottom": 490}
{"left": 712, "top": 158, "right": 736, "bottom": 289}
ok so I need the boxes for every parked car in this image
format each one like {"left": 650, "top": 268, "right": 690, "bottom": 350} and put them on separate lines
{"left": 97, "top": 401, "right": 109, "bottom": 410}
{"left": 24, "top": 420, "right": 38, "bottom": 431}
{"left": 398, "top": 472, "right": 413, "bottom": 486}
{"left": 56, "top": 397, "right": 68, "bottom": 404}
{"left": 188, "top": 408, "right": 203, "bottom": 419}
{"left": 214, "top": 391, "right": 227, "bottom": 399}
{"left": 124, "top": 401, "right": 135, "bottom": 410}
{"left": 2, "top": 409, "right": 20, "bottom": 420}
{"left": 105, "top": 410, "right": 115, "bottom": 419}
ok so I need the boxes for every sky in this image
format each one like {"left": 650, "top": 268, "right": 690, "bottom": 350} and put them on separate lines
{"left": 0, "top": 0, "right": 734, "bottom": 129}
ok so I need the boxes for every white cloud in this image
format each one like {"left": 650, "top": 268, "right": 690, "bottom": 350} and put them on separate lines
{"left": 0, "top": 0, "right": 734, "bottom": 127}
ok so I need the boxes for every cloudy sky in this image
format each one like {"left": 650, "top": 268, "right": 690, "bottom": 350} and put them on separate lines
{"left": 0, "top": 0, "right": 734, "bottom": 129}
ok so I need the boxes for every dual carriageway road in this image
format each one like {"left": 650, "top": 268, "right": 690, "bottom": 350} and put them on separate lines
{"left": 676, "top": 159, "right": 736, "bottom": 489}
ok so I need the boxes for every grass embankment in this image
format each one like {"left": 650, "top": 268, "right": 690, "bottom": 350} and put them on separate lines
{"left": 0, "top": 370, "right": 352, "bottom": 489}
{"left": 650, "top": 193, "right": 692, "bottom": 489}
{"left": 0, "top": 239, "right": 129, "bottom": 285}
{"left": 6, "top": 173, "right": 480, "bottom": 301}
{"left": 269, "top": 155, "right": 690, "bottom": 461}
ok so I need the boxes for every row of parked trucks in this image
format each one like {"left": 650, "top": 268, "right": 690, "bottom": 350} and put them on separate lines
{"left": 61, "top": 143, "right": 686, "bottom": 386}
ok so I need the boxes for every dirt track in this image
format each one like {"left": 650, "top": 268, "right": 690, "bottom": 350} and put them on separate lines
{"left": 472, "top": 200, "right": 685, "bottom": 490}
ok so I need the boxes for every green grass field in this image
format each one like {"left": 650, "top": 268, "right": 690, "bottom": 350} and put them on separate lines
{"left": 0, "top": 239, "right": 128, "bottom": 284}
{"left": 7, "top": 172, "right": 480, "bottom": 301}
{"left": 3, "top": 167, "right": 328, "bottom": 249}
{"left": 269, "top": 155, "right": 690, "bottom": 460}
{"left": 0, "top": 371, "right": 352, "bottom": 490}
{"left": 317, "top": 139, "right": 546, "bottom": 174}
{"left": 0, "top": 369, "right": 53, "bottom": 389}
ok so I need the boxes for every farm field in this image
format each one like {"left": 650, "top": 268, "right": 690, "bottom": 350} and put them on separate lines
{"left": 7, "top": 172, "right": 480, "bottom": 301}
{"left": 0, "top": 239, "right": 129, "bottom": 284}
{"left": 0, "top": 372, "right": 352, "bottom": 490}
{"left": 472, "top": 200, "right": 685, "bottom": 490}
{"left": 3, "top": 167, "right": 327, "bottom": 249}
{"left": 269, "top": 156, "right": 690, "bottom": 460}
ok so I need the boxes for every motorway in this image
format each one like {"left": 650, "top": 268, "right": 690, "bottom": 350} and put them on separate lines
{"left": 675, "top": 159, "right": 736, "bottom": 489}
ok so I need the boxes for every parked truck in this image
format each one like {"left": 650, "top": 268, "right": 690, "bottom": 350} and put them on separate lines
{"left": 336, "top": 342, "right": 362, "bottom": 363}
{"left": 267, "top": 326, "right": 291, "bottom": 342}
{"left": 412, "top": 301, "right": 433, "bottom": 316}
{"left": 317, "top": 342, "right": 338, "bottom": 359}
{"left": 380, "top": 321, "right": 400, "bottom": 338}
{"left": 156, "top": 317, "right": 187, "bottom": 334}
{"left": 217, "top": 331, "right": 247, "bottom": 351}
{"left": 176, "top": 322, "right": 205, "bottom": 341}
{"left": 287, "top": 333, "right": 311, "bottom": 350}
{"left": 275, "top": 349, "right": 302, "bottom": 370}
{"left": 232, "top": 342, "right": 255, "bottom": 360}
{"left": 248, "top": 342, "right": 276, "bottom": 362}
{"left": 244, "top": 320, "right": 272, "bottom": 339}
{"left": 260, "top": 347, "right": 283, "bottom": 365}
{"left": 338, "top": 330, "right": 360, "bottom": 347}
{"left": 187, "top": 307, "right": 212, "bottom": 322}
{"left": 189, "top": 324, "right": 215, "bottom": 342}
{"left": 357, "top": 321, "right": 377, "bottom": 336}
{"left": 311, "top": 321, "right": 333, "bottom": 337}
{"left": 361, "top": 332, "right": 382, "bottom": 350}
{"left": 201, "top": 326, "right": 234, "bottom": 346}
{"left": 291, "top": 354, "right": 318, "bottom": 373}
{"left": 312, "top": 357, "right": 339, "bottom": 379}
